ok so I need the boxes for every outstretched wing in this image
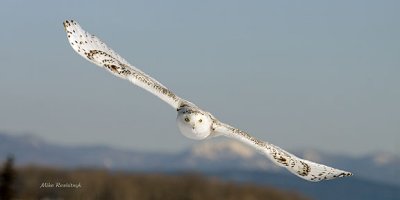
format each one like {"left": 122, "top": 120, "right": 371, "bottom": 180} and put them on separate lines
{"left": 63, "top": 20, "right": 189, "bottom": 109}
{"left": 212, "top": 121, "right": 353, "bottom": 182}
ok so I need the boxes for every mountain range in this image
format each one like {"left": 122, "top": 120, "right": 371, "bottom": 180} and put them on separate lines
{"left": 1, "top": 132, "right": 399, "bottom": 200}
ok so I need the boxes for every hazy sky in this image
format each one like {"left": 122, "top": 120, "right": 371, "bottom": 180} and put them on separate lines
{"left": 0, "top": 0, "right": 399, "bottom": 156}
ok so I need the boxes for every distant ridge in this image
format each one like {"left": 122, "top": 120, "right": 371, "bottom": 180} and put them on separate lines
{"left": 0, "top": 132, "right": 399, "bottom": 187}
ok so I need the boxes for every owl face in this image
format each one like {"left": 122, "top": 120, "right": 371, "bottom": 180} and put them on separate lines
{"left": 176, "top": 107, "right": 213, "bottom": 140}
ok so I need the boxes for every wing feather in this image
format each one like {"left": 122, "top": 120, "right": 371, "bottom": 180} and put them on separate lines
{"left": 213, "top": 122, "right": 353, "bottom": 182}
{"left": 63, "top": 20, "right": 187, "bottom": 109}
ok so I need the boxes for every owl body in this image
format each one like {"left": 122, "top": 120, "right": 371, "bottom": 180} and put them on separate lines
{"left": 176, "top": 106, "right": 214, "bottom": 140}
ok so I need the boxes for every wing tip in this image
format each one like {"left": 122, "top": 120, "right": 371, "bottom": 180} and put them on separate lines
{"left": 337, "top": 171, "right": 353, "bottom": 178}
{"left": 63, "top": 19, "right": 75, "bottom": 25}
{"left": 63, "top": 19, "right": 79, "bottom": 31}
{"left": 310, "top": 170, "right": 353, "bottom": 182}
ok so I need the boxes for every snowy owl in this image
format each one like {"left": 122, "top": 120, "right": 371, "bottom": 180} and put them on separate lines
{"left": 63, "top": 20, "right": 352, "bottom": 182}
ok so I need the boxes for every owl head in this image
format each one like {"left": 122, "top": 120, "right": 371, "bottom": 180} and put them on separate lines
{"left": 176, "top": 106, "right": 213, "bottom": 140}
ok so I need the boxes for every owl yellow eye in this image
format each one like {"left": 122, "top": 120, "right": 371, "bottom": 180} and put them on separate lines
{"left": 184, "top": 118, "right": 190, "bottom": 122}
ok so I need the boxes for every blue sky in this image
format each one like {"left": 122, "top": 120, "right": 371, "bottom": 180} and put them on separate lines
{"left": 0, "top": 0, "right": 399, "bottom": 155}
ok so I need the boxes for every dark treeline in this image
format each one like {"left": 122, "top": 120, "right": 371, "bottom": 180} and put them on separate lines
{"left": 0, "top": 156, "right": 16, "bottom": 200}
{"left": 0, "top": 159, "right": 309, "bottom": 200}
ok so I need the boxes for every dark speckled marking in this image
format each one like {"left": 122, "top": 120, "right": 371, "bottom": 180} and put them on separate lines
{"left": 83, "top": 49, "right": 181, "bottom": 105}
{"left": 298, "top": 161, "right": 311, "bottom": 176}
{"left": 110, "top": 65, "right": 118, "bottom": 73}
{"left": 217, "top": 122, "right": 292, "bottom": 167}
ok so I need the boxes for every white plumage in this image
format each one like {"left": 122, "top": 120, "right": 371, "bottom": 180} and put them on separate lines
{"left": 63, "top": 20, "right": 352, "bottom": 181}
